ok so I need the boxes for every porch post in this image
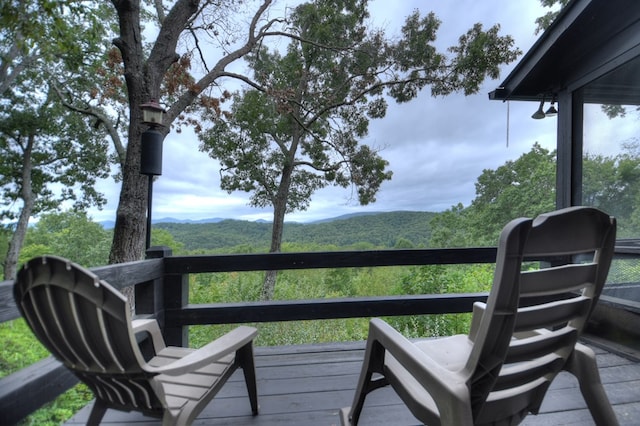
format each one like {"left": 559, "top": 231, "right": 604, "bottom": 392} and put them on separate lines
{"left": 556, "top": 90, "right": 583, "bottom": 209}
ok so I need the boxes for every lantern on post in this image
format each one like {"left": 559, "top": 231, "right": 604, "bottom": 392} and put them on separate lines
{"left": 140, "top": 100, "right": 166, "bottom": 250}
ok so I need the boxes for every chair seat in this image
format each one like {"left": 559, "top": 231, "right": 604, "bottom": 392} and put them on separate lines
{"left": 152, "top": 347, "right": 236, "bottom": 411}
{"left": 412, "top": 335, "right": 473, "bottom": 371}
{"left": 383, "top": 335, "right": 473, "bottom": 425}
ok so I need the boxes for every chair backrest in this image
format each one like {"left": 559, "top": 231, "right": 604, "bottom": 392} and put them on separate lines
{"left": 465, "top": 207, "right": 616, "bottom": 424}
{"left": 14, "top": 256, "right": 164, "bottom": 414}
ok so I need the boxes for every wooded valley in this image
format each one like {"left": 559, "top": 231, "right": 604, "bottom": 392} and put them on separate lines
{"left": 155, "top": 211, "right": 437, "bottom": 251}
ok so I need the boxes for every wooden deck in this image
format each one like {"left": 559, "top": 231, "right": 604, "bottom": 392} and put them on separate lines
{"left": 66, "top": 338, "right": 640, "bottom": 425}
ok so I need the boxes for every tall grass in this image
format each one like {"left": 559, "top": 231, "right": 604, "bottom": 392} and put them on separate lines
{"left": 187, "top": 264, "right": 495, "bottom": 347}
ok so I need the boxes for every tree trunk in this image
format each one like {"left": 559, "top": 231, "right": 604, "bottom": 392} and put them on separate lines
{"left": 261, "top": 198, "right": 287, "bottom": 300}
{"left": 3, "top": 135, "right": 35, "bottom": 280}
{"left": 262, "top": 270, "right": 278, "bottom": 301}
{"left": 4, "top": 199, "right": 33, "bottom": 280}
{"left": 108, "top": 167, "right": 148, "bottom": 263}
{"left": 108, "top": 0, "right": 200, "bottom": 264}
{"left": 261, "top": 162, "right": 293, "bottom": 300}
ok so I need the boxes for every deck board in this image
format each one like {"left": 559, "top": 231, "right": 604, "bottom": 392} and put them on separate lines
{"left": 65, "top": 340, "right": 640, "bottom": 425}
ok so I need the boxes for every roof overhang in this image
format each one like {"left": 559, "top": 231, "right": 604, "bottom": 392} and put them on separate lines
{"left": 489, "top": 0, "right": 640, "bottom": 104}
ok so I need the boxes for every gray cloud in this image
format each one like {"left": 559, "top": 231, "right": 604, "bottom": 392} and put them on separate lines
{"left": 89, "top": 0, "right": 561, "bottom": 224}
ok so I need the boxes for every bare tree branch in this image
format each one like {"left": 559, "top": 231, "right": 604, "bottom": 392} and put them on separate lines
{"left": 154, "top": 0, "right": 166, "bottom": 24}
{"left": 0, "top": 34, "right": 34, "bottom": 95}
{"left": 166, "top": 0, "right": 275, "bottom": 121}
{"left": 51, "top": 82, "right": 127, "bottom": 167}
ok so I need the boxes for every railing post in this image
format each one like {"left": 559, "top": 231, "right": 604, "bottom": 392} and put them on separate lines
{"left": 137, "top": 246, "right": 172, "bottom": 317}
{"left": 145, "top": 246, "right": 189, "bottom": 347}
{"left": 162, "top": 271, "right": 190, "bottom": 347}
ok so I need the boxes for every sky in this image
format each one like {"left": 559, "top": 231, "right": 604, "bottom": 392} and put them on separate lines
{"left": 90, "top": 0, "right": 562, "bottom": 224}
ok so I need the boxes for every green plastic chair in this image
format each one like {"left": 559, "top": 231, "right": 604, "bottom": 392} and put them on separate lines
{"left": 14, "top": 255, "right": 259, "bottom": 425}
{"left": 341, "top": 206, "right": 618, "bottom": 425}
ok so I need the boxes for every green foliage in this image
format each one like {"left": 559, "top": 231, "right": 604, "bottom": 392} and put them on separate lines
{"left": 534, "top": 0, "right": 571, "bottom": 34}
{"left": 156, "top": 211, "right": 436, "bottom": 251}
{"left": 428, "top": 141, "right": 640, "bottom": 247}
{"left": 425, "top": 144, "right": 557, "bottom": 248}
{"left": 0, "top": 319, "right": 50, "bottom": 378}
{"left": 17, "top": 384, "right": 93, "bottom": 426}
{"left": 0, "top": 89, "right": 110, "bottom": 221}
{"left": 0, "top": 1, "right": 114, "bottom": 95}
{"left": 187, "top": 262, "right": 493, "bottom": 348}
{"left": 467, "top": 143, "right": 556, "bottom": 245}
{"left": 20, "top": 211, "right": 111, "bottom": 267}
{"left": 398, "top": 264, "right": 494, "bottom": 295}
{"left": 608, "top": 258, "right": 640, "bottom": 285}
{"left": 325, "top": 268, "right": 357, "bottom": 295}
{"left": 1, "top": 2, "right": 113, "bottom": 278}
{"left": 0, "top": 0, "right": 113, "bottom": 218}
{"left": 0, "top": 319, "right": 94, "bottom": 426}
{"left": 583, "top": 141, "right": 640, "bottom": 237}
{"left": 151, "top": 228, "right": 185, "bottom": 254}
{"left": 389, "top": 264, "right": 494, "bottom": 337}
{"left": 428, "top": 203, "right": 472, "bottom": 248}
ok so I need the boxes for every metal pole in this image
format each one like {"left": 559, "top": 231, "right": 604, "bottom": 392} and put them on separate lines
{"left": 146, "top": 176, "right": 153, "bottom": 250}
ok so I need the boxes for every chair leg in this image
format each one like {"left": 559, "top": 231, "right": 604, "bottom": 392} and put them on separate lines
{"left": 566, "top": 344, "right": 619, "bottom": 426}
{"left": 237, "top": 342, "right": 259, "bottom": 415}
{"left": 342, "top": 339, "right": 387, "bottom": 425}
{"left": 86, "top": 399, "right": 107, "bottom": 426}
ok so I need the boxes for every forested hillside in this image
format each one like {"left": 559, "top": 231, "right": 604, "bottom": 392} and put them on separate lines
{"left": 155, "top": 211, "right": 437, "bottom": 251}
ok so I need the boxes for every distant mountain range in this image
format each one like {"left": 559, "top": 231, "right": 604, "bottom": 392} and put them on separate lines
{"left": 98, "top": 212, "right": 381, "bottom": 229}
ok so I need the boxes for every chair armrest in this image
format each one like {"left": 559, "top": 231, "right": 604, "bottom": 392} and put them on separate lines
{"left": 131, "top": 319, "right": 166, "bottom": 353}
{"left": 144, "top": 325, "right": 258, "bottom": 376}
{"left": 468, "top": 302, "right": 486, "bottom": 342}
{"left": 369, "top": 319, "right": 470, "bottom": 401}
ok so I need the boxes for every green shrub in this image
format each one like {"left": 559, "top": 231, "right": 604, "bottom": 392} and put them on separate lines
{"left": 389, "top": 264, "right": 494, "bottom": 337}
{"left": 0, "top": 319, "right": 93, "bottom": 425}
{"left": 0, "top": 319, "right": 50, "bottom": 378}
{"left": 17, "top": 384, "right": 93, "bottom": 426}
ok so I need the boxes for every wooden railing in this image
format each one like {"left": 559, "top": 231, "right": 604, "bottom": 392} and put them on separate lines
{"left": 1, "top": 245, "right": 638, "bottom": 423}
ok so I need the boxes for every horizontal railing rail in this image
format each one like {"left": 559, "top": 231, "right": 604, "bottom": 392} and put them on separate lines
{"left": 1, "top": 245, "right": 638, "bottom": 424}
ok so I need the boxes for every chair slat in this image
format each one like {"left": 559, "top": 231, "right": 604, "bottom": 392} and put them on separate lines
{"left": 520, "top": 263, "right": 597, "bottom": 297}
{"left": 94, "top": 375, "right": 127, "bottom": 406}
{"left": 36, "top": 287, "right": 82, "bottom": 367}
{"left": 96, "top": 308, "right": 126, "bottom": 372}
{"left": 505, "top": 327, "right": 578, "bottom": 364}
{"left": 111, "top": 377, "right": 138, "bottom": 406}
{"left": 514, "top": 296, "right": 591, "bottom": 332}
{"left": 478, "top": 377, "right": 549, "bottom": 425}
{"left": 67, "top": 291, "right": 106, "bottom": 371}
{"left": 494, "top": 354, "right": 564, "bottom": 391}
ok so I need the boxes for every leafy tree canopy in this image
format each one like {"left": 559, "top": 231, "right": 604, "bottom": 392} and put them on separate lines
{"left": 0, "top": 90, "right": 110, "bottom": 221}
{"left": 429, "top": 141, "right": 640, "bottom": 247}
{"left": 584, "top": 141, "right": 640, "bottom": 237}
{"left": 0, "top": 1, "right": 114, "bottom": 279}
{"left": 199, "top": 0, "right": 519, "bottom": 298}
{"left": 429, "top": 143, "right": 557, "bottom": 247}
{"left": 469, "top": 142, "right": 556, "bottom": 242}
{"left": 20, "top": 211, "right": 111, "bottom": 268}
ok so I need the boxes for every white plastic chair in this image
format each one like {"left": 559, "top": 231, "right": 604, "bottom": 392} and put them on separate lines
{"left": 341, "top": 206, "right": 618, "bottom": 425}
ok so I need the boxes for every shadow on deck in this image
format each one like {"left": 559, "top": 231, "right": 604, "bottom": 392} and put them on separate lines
{"left": 66, "top": 338, "right": 640, "bottom": 426}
